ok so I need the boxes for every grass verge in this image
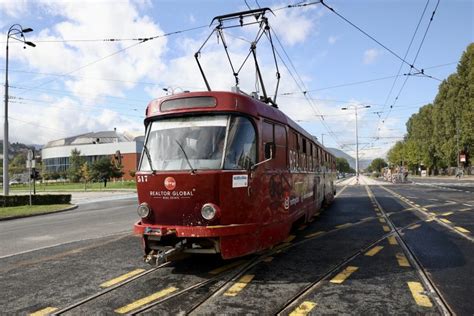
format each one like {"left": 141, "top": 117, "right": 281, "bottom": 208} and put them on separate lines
{"left": 10, "top": 181, "right": 136, "bottom": 192}
{"left": 0, "top": 204, "right": 73, "bottom": 219}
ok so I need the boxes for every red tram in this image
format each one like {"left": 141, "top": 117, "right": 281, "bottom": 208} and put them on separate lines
{"left": 134, "top": 91, "right": 336, "bottom": 264}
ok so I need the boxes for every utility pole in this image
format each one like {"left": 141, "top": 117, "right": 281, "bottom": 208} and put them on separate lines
{"left": 341, "top": 105, "right": 371, "bottom": 184}
{"left": 3, "top": 24, "right": 35, "bottom": 195}
{"left": 321, "top": 133, "right": 326, "bottom": 146}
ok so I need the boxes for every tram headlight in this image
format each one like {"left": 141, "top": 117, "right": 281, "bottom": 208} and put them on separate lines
{"left": 201, "top": 203, "right": 218, "bottom": 220}
{"left": 137, "top": 202, "right": 151, "bottom": 218}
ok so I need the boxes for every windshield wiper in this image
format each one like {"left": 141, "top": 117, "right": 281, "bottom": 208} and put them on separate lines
{"left": 175, "top": 140, "right": 196, "bottom": 174}
{"left": 143, "top": 144, "right": 155, "bottom": 173}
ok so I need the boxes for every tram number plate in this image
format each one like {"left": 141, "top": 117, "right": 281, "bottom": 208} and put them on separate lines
{"left": 232, "top": 175, "right": 248, "bottom": 188}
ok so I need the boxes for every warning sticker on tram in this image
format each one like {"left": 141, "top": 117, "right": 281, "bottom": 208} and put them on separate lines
{"left": 232, "top": 175, "right": 248, "bottom": 188}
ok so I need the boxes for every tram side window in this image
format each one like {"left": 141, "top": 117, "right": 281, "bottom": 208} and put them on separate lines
{"left": 224, "top": 117, "right": 257, "bottom": 170}
{"left": 289, "top": 131, "right": 298, "bottom": 171}
{"left": 274, "top": 124, "right": 287, "bottom": 168}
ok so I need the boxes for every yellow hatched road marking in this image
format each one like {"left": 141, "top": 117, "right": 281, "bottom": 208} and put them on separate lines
{"left": 426, "top": 218, "right": 435, "bottom": 222}
{"left": 382, "top": 225, "right": 390, "bottom": 232}
{"left": 263, "top": 256, "right": 274, "bottom": 263}
{"left": 429, "top": 212, "right": 437, "bottom": 216}
{"left": 284, "top": 235, "right": 296, "bottom": 243}
{"left": 224, "top": 274, "right": 255, "bottom": 297}
{"left": 396, "top": 253, "right": 410, "bottom": 267}
{"left": 209, "top": 260, "right": 247, "bottom": 275}
{"left": 115, "top": 287, "right": 178, "bottom": 314}
{"left": 29, "top": 307, "right": 58, "bottom": 316}
{"left": 408, "top": 224, "right": 421, "bottom": 230}
{"left": 289, "top": 301, "right": 317, "bottom": 316}
{"left": 455, "top": 226, "right": 470, "bottom": 233}
{"left": 100, "top": 269, "right": 145, "bottom": 288}
{"left": 441, "top": 212, "right": 453, "bottom": 216}
{"left": 273, "top": 242, "right": 290, "bottom": 252}
{"left": 365, "top": 245, "right": 384, "bottom": 257}
{"left": 407, "top": 282, "right": 433, "bottom": 307}
{"left": 305, "top": 231, "right": 325, "bottom": 238}
{"left": 330, "top": 266, "right": 358, "bottom": 284}
{"left": 388, "top": 236, "right": 398, "bottom": 245}
{"left": 336, "top": 223, "right": 352, "bottom": 229}
{"left": 459, "top": 208, "right": 472, "bottom": 212}
{"left": 378, "top": 218, "right": 386, "bottom": 223}
{"left": 440, "top": 218, "right": 452, "bottom": 224}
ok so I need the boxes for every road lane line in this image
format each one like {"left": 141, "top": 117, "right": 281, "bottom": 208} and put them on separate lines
{"left": 441, "top": 212, "right": 453, "bottom": 216}
{"left": 382, "top": 225, "right": 390, "bottom": 232}
{"left": 407, "top": 282, "right": 433, "bottom": 308}
{"left": 388, "top": 236, "right": 398, "bottom": 245}
{"left": 289, "top": 301, "right": 317, "bottom": 316}
{"left": 305, "top": 231, "right": 325, "bottom": 238}
{"left": 115, "top": 287, "right": 178, "bottom": 314}
{"left": 298, "top": 225, "right": 308, "bottom": 231}
{"left": 408, "top": 224, "right": 421, "bottom": 230}
{"left": 330, "top": 266, "right": 358, "bottom": 284}
{"left": 439, "top": 218, "right": 452, "bottom": 224}
{"left": 396, "top": 253, "right": 410, "bottom": 267}
{"left": 459, "top": 208, "right": 472, "bottom": 212}
{"left": 284, "top": 235, "right": 296, "bottom": 243}
{"left": 455, "top": 226, "right": 470, "bottom": 233}
{"left": 100, "top": 269, "right": 146, "bottom": 288}
{"left": 223, "top": 274, "right": 255, "bottom": 297}
{"left": 263, "top": 257, "right": 274, "bottom": 263}
{"left": 335, "top": 223, "right": 352, "bottom": 229}
{"left": 29, "top": 307, "right": 58, "bottom": 316}
{"left": 365, "top": 246, "right": 384, "bottom": 257}
{"left": 209, "top": 260, "right": 247, "bottom": 275}
{"left": 378, "top": 218, "right": 386, "bottom": 223}
{"left": 463, "top": 203, "right": 473, "bottom": 207}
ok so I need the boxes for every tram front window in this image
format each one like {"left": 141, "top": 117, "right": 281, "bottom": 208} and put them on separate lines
{"left": 140, "top": 115, "right": 256, "bottom": 171}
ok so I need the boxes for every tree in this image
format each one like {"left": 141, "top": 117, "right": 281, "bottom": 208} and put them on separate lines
{"left": 80, "top": 162, "right": 92, "bottom": 191}
{"left": 336, "top": 157, "right": 351, "bottom": 173}
{"left": 68, "top": 149, "right": 85, "bottom": 183}
{"left": 368, "top": 158, "right": 387, "bottom": 173}
{"left": 9, "top": 153, "right": 27, "bottom": 176}
{"left": 90, "top": 156, "right": 124, "bottom": 187}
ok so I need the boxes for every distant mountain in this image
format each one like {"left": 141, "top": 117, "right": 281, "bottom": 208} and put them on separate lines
{"left": 327, "top": 147, "right": 371, "bottom": 170}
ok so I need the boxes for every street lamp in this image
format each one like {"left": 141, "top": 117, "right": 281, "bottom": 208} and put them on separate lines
{"left": 3, "top": 24, "right": 35, "bottom": 195}
{"left": 341, "top": 104, "right": 370, "bottom": 184}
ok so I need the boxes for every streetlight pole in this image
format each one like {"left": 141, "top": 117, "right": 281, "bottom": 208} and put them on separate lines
{"left": 321, "top": 133, "right": 326, "bottom": 146}
{"left": 341, "top": 104, "right": 370, "bottom": 184}
{"left": 3, "top": 24, "right": 35, "bottom": 195}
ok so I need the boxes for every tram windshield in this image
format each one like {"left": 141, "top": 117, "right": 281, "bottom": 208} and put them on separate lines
{"left": 140, "top": 115, "right": 256, "bottom": 171}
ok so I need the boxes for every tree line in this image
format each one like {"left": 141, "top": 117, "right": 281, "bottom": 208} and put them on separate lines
{"left": 386, "top": 43, "right": 473, "bottom": 175}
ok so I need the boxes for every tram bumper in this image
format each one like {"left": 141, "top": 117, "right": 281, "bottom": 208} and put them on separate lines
{"left": 134, "top": 221, "right": 259, "bottom": 260}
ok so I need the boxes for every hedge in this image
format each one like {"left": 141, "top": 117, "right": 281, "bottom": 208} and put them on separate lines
{"left": 0, "top": 194, "right": 72, "bottom": 207}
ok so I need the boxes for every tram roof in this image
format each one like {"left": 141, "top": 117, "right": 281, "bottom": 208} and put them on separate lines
{"left": 145, "top": 91, "right": 329, "bottom": 152}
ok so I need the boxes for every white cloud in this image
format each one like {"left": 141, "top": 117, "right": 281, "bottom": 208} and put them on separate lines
{"left": 328, "top": 35, "right": 339, "bottom": 45}
{"left": 363, "top": 48, "right": 380, "bottom": 64}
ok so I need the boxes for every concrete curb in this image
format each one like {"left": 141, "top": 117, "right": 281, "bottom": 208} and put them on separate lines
{"left": 0, "top": 204, "right": 79, "bottom": 222}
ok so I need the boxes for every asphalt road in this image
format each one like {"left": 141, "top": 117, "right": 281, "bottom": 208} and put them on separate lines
{"left": 0, "top": 197, "right": 138, "bottom": 258}
{"left": 1, "top": 177, "right": 472, "bottom": 315}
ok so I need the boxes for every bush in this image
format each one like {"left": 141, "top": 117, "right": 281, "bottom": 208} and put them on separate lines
{"left": 0, "top": 194, "right": 71, "bottom": 207}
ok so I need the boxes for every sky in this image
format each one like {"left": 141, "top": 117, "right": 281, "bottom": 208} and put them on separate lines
{"left": 0, "top": 0, "right": 473, "bottom": 160}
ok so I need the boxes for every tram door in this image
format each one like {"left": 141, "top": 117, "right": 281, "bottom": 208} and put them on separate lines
{"left": 262, "top": 121, "right": 288, "bottom": 224}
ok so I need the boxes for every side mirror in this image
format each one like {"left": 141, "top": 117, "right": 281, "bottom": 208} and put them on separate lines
{"left": 264, "top": 142, "right": 275, "bottom": 160}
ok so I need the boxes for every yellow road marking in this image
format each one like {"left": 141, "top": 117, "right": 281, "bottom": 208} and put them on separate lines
{"left": 336, "top": 223, "right": 352, "bottom": 229}
{"left": 408, "top": 224, "right": 421, "bottom": 230}
{"left": 440, "top": 218, "right": 452, "bottom": 224}
{"left": 284, "top": 235, "right": 296, "bottom": 243}
{"left": 209, "top": 260, "right": 247, "bottom": 275}
{"left": 365, "top": 246, "right": 384, "bottom": 257}
{"left": 388, "top": 236, "right": 398, "bottom": 245}
{"left": 100, "top": 269, "right": 145, "bottom": 288}
{"left": 330, "top": 266, "right": 358, "bottom": 284}
{"left": 115, "top": 287, "right": 178, "bottom": 314}
{"left": 441, "top": 212, "right": 453, "bottom": 216}
{"left": 421, "top": 208, "right": 429, "bottom": 211}
{"left": 273, "top": 242, "right": 290, "bottom": 252}
{"left": 396, "top": 253, "right": 410, "bottom": 267}
{"left": 426, "top": 218, "right": 435, "bottom": 222}
{"left": 378, "top": 218, "right": 386, "bottom": 223}
{"left": 429, "top": 212, "right": 437, "bottom": 216}
{"left": 459, "top": 208, "right": 472, "bottom": 212}
{"left": 455, "top": 226, "right": 470, "bottom": 233}
{"left": 224, "top": 274, "right": 255, "bottom": 297}
{"left": 382, "top": 225, "right": 390, "bottom": 232}
{"left": 415, "top": 204, "right": 420, "bottom": 207}
{"left": 263, "top": 256, "right": 274, "bottom": 263}
{"left": 407, "top": 282, "right": 433, "bottom": 308}
{"left": 29, "top": 307, "right": 58, "bottom": 316}
{"left": 289, "top": 301, "right": 317, "bottom": 316}
{"left": 305, "top": 231, "right": 325, "bottom": 238}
